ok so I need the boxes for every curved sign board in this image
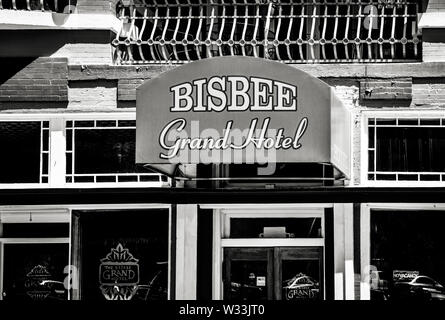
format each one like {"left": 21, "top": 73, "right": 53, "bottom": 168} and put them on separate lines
{"left": 136, "top": 57, "right": 350, "bottom": 178}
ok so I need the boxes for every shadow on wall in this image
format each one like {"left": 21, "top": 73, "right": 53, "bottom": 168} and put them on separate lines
{"left": 0, "top": 29, "right": 111, "bottom": 58}
{"left": 0, "top": 57, "right": 37, "bottom": 86}
{"left": 0, "top": 57, "right": 69, "bottom": 110}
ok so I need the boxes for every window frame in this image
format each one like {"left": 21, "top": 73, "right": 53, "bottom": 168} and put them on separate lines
{"left": 361, "top": 110, "right": 445, "bottom": 187}
{"left": 0, "top": 113, "right": 170, "bottom": 188}
{"left": 201, "top": 203, "right": 330, "bottom": 300}
{"left": 0, "top": 209, "right": 70, "bottom": 301}
{"left": 0, "top": 203, "right": 173, "bottom": 301}
{"left": 0, "top": 118, "right": 50, "bottom": 186}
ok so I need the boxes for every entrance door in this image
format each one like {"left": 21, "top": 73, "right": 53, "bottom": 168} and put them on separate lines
{"left": 224, "top": 247, "right": 323, "bottom": 300}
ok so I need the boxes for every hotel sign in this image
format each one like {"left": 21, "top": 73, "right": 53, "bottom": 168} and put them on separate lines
{"left": 136, "top": 57, "right": 350, "bottom": 177}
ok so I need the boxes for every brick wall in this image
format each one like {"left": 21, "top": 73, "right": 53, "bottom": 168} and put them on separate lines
{"left": 359, "top": 78, "right": 412, "bottom": 101}
{"left": 428, "top": 0, "right": 445, "bottom": 12}
{"left": 68, "top": 80, "right": 117, "bottom": 110}
{"left": 76, "top": 0, "right": 120, "bottom": 14}
{"left": 0, "top": 58, "right": 68, "bottom": 102}
{"left": 52, "top": 43, "right": 113, "bottom": 65}
{"left": 423, "top": 38, "right": 445, "bottom": 63}
{"left": 118, "top": 78, "right": 145, "bottom": 101}
{"left": 331, "top": 83, "right": 361, "bottom": 185}
{"left": 413, "top": 78, "right": 445, "bottom": 106}
{"left": 0, "top": 30, "right": 114, "bottom": 66}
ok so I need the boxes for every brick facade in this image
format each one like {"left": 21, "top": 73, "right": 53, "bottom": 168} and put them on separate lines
{"left": 76, "top": 0, "right": 119, "bottom": 14}
{"left": 0, "top": 58, "right": 68, "bottom": 104}
{"left": 413, "top": 78, "right": 445, "bottom": 106}
{"left": 428, "top": 0, "right": 445, "bottom": 11}
{"left": 359, "top": 78, "right": 412, "bottom": 101}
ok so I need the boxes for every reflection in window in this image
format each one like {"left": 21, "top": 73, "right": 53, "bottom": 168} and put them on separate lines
{"left": 75, "top": 210, "right": 169, "bottom": 301}
{"left": 0, "top": 121, "right": 49, "bottom": 184}
{"left": 371, "top": 211, "right": 445, "bottom": 301}
{"left": 2, "top": 243, "right": 69, "bottom": 301}
{"left": 368, "top": 118, "right": 445, "bottom": 181}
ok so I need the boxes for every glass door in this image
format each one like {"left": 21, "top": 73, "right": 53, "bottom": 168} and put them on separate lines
{"left": 223, "top": 248, "right": 273, "bottom": 300}
{"left": 224, "top": 247, "right": 323, "bottom": 301}
{"left": 277, "top": 247, "right": 323, "bottom": 301}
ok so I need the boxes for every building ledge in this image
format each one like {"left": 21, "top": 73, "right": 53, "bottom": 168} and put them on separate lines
{"left": 419, "top": 12, "right": 445, "bottom": 30}
{"left": 1, "top": 187, "right": 445, "bottom": 206}
{"left": 0, "top": 11, "right": 121, "bottom": 33}
{"left": 68, "top": 62, "right": 445, "bottom": 81}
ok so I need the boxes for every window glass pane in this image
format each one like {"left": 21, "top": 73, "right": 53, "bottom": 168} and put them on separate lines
{"left": 73, "top": 129, "right": 144, "bottom": 174}
{"left": 77, "top": 210, "right": 169, "bottom": 301}
{"left": 282, "top": 260, "right": 321, "bottom": 301}
{"left": 0, "top": 122, "right": 42, "bottom": 183}
{"left": 376, "top": 127, "right": 445, "bottom": 172}
{"left": 230, "top": 218, "right": 322, "bottom": 238}
{"left": 369, "top": 127, "right": 375, "bottom": 148}
{"left": 371, "top": 211, "right": 445, "bottom": 301}
{"left": 2, "top": 243, "right": 68, "bottom": 301}
{"left": 227, "top": 260, "right": 269, "bottom": 300}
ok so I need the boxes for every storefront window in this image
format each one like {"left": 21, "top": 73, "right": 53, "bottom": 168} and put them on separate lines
{"left": 0, "top": 219, "right": 70, "bottom": 301}
{"left": 73, "top": 210, "right": 169, "bottom": 301}
{"left": 371, "top": 210, "right": 445, "bottom": 301}
{"left": 65, "top": 120, "right": 165, "bottom": 184}
{"left": 0, "top": 121, "right": 49, "bottom": 184}
{"left": 368, "top": 118, "right": 445, "bottom": 181}
{"left": 2, "top": 243, "right": 69, "bottom": 301}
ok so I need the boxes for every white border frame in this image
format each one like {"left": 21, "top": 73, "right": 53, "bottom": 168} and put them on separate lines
{"left": 361, "top": 110, "right": 445, "bottom": 187}
{"left": 0, "top": 203, "right": 172, "bottom": 301}
{"left": 360, "top": 202, "right": 445, "bottom": 300}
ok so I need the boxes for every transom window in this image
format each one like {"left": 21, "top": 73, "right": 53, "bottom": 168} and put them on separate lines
{"left": 0, "top": 121, "right": 49, "bottom": 184}
{"left": 113, "top": 0, "right": 421, "bottom": 64}
{"left": 368, "top": 118, "right": 445, "bottom": 182}
{"left": 65, "top": 120, "right": 166, "bottom": 184}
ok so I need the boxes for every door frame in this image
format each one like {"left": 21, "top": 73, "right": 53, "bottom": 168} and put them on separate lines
{"left": 206, "top": 204, "right": 330, "bottom": 300}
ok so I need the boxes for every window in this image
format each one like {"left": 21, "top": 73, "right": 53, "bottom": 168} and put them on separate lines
{"left": 113, "top": 0, "right": 421, "bottom": 64}
{"left": 368, "top": 118, "right": 445, "bottom": 182}
{"left": 73, "top": 209, "right": 170, "bottom": 301}
{"left": 0, "top": 121, "right": 49, "bottom": 184}
{"left": 65, "top": 120, "right": 166, "bottom": 184}
{"left": 0, "top": 211, "right": 70, "bottom": 301}
{"left": 2, "top": 243, "right": 69, "bottom": 301}
{"left": 370, "top": 210, "right": 445, "bottom": 301}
